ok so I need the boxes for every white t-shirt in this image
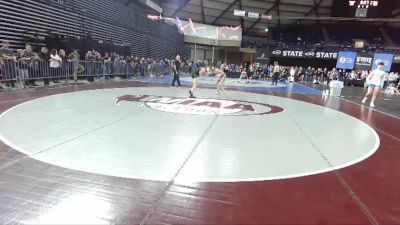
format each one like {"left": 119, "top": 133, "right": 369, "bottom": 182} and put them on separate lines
{"left": 350, "top": 72, "right": 356, "bottom": 79}
{"left": 50, "top": 54, "right": 62, "bottom": 68}
{"left": 388, "top": 73, "right": 399, "bottom": 81}
{"left": 290, "top": 68, "right": 295, "bottom": 76}
{"left": 273, "top": 65, "right": 280, "bottom": 73}
{"left": 368, "top": 69, "right": 386, "bottom": 86}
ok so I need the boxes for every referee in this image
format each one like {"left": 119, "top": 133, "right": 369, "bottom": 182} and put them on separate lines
{"left": 272, "top": 61, "right": 280, "bottom": 86}
{"left": 171, "top": 55, "right": 182, "bottom": 87}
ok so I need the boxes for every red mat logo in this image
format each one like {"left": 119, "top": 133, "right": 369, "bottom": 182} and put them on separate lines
{"left": 115, "top": 95, "right": 284, "bottom": 116}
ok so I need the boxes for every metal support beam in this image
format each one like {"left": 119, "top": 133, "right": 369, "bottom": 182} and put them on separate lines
{"left": 239, "top": 0, "right": 244, "bottom": 28}
{"left": 277, "top": 0, "right": 281, "bottom": 26}
{"left": 171, "top": 0, "right": 191, "bottom": 17}
{"left": 211, "top": 0, "right": 239, "bottom": 25}
{"left": 393, "top": 10, "right": 400, "bottom": 18}
{"left": 314, "top": 0, "right": 321, "bottom": 25}
{"left": 194, "top": 43, "right": 197, "bottom": 61}
{"left": 212, "top": 46, "right": 215, "bottom": 63}
{"left": 174, "top": 6, "right": 317, "bottom": 16}
{"left": 244, "top": 0, "right": 279, "bottom": 35}
{"left": 200, "top": 0, "right": 206, "bottom": 24}
{"left": 214, "top": 0, "right": 330, "bottom": 8}
{"left": 314, "top": 0, "right": 319, "bottom": 17}
{"left": 382, "top": 9, "right": 400, "bottom": 26}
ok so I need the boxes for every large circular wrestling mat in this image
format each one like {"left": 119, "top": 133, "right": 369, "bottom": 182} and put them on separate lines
{"left": 0, "top": 87, "right": 379, "bottom": 182}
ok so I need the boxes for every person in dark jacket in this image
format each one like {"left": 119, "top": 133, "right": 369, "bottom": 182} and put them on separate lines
{"left": 171, "top": 55, "right": 182, "bottom": 87}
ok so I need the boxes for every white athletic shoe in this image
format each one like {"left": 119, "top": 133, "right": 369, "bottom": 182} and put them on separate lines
{"left": 362, "top": 98, "right": 367, "bottom": 104}
{"left": 370, "top": 102, "right": 375, "bottom": 107}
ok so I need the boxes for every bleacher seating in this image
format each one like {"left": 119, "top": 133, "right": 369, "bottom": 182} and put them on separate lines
{"left": 385, "top": 27, "right": 400, "bottom": 46}
{"left": 327, "top": 25, "right": 385, "bottom": 46}
{"left": 0, "top": 0, "right": 185, "bottom": 59}
{"left": 273, "top": 26, "right": 324, "bottom": 46}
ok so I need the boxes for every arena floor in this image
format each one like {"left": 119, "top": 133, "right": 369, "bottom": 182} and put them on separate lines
{"left": 0, "top": 77, "right": 399, "bottom": 225}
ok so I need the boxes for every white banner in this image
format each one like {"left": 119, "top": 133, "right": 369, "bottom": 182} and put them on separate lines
{"left": 148, "top": 15, "right": 242, "bottom": 41}
{"left": 248, "top": 12, "right": 260, "bottom": 18}
{"left": 234, "top": 10, "right": 246, "bottom": 16}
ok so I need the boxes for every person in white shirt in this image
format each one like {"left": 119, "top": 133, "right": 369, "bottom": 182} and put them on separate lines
{"left": 388, "top": 72, "right": 399, "bottom": 85}
{"left": 50, "top": 49, "right": 62, "bottom": 83}
{"left": 361, "top": 70, "right": 368, "bottom": 79}
{"left": 219, "top": 62, "right": 226, "bottom": 71}
{"left": 362, "top": 61, "right": 386, "bottom": 107}
{"left": 239, "top": 70, "right": 249, "bottom": 84}
{"left": 272, "top": 61, "right": 280, "bottom": 86}
{"left": 384, "top": 72, "right": 400, "bottom": 94}
{"left": 350, "top": 71, "right": 356, "bottom": 80}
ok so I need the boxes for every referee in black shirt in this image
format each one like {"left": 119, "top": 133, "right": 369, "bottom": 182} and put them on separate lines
{"left": 171, "top": 55, "right": 181, "bottom": 87}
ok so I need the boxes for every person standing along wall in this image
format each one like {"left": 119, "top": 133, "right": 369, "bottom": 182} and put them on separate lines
{"left": 22, "top": 44, "right": 38, "bottom": 87}
{"left": 68, "top": 49, "right": 80, "bottom": 83}
{"left": 0, "top": 41, "right": 17, "bottom": 88}
{"left": 59, "top": 49, "right": 68, "bottom": 81}
{"left": 39, "top": 47, "right": 50, "bottom": 85}
{"left": 49, "top": 49, "right": 62, "bottom": 84}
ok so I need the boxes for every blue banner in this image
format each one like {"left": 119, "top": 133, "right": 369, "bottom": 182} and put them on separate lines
{"left": 372, "top": 53, "right": 393, "bottom": 72}
{"left": 336, "top": 51, "right": 357, "bottom": 69}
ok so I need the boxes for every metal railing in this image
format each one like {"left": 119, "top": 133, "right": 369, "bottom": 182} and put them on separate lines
{"left": 0, "top": 58, "right": 173, "bottom": 87}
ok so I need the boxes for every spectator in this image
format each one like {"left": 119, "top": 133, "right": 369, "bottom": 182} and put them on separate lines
{"left": 125, "top": 55, "right": 134, "bottom": 77}
{"left": 387, "top": 72, "right": 399, "bottom": 86}
{"left": 85, "top": 50, "right": 97, "bottom": 80}
{"left": 59, "top": 49, "right": 68, "bottom": 81}
{"left": 103, "top": 52, "right": 112, "bottom": 76}
{"left": 50, "top": 49, "right": 62, "bottom": 83}
{"left": 298, "top": 66, "right": 305, "bottom": 81}
{"left": 133, "top": 56, "right": 140, "bottom": 76}
{"left": 113, "top": 54, "right": 121, "bottom": 75}
{"left": 330, "top": 68, "right": 338, "bottom": 81}
{"left": 261, "top": 64, "right": 269, "bottom": 80}
{"left": 147, "top": 58, "right": 152, "bottom": 76}
{"left": 350, "top": 71, "right": 356, "bottom": 80}
{"left": 160, "top": 59, "right": 166, "bottom": 76}
{"left": 22, "top": 44, "right": 38, "bottom": 86}
{"left": 17, "top": 49, "right": 30, "bottom": 87}
{"left": 239, "top": 70, "right": 249, "bottom": 83}
{"left": 305, "top": 66, "right": 312, "bottom": 82}
{"left": 0, "top": 41, "right": 17, "bottom": 88}
{"left": 38, "top": 47, "right": 50, "bottom": 85}
{"left": 68, "top": 49, "right": 80, "bottom": 83}
{"left": 141, "top": 57, "right": 147, "bottom": 76}
{"left": 323, "top": 68, "right": 328, "bottom": 83}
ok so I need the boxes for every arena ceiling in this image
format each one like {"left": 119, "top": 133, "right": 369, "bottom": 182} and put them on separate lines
{"left": 125, "top": 0, "right": 400, "bottom": 36}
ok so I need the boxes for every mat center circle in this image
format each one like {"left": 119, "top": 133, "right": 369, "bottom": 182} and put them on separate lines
{"left": 0, "top": 87, "right": 379, "bottom": 182}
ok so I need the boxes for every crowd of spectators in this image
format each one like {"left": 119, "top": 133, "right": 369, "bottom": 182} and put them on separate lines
{"left": 210, "top": 61, "right": 400, "bottom": 91}
{"left": 1, "top": 40, "right": 400, "bottom": 92}
{"left": 0, "top": 41, "right": 189, "bottom": 89}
